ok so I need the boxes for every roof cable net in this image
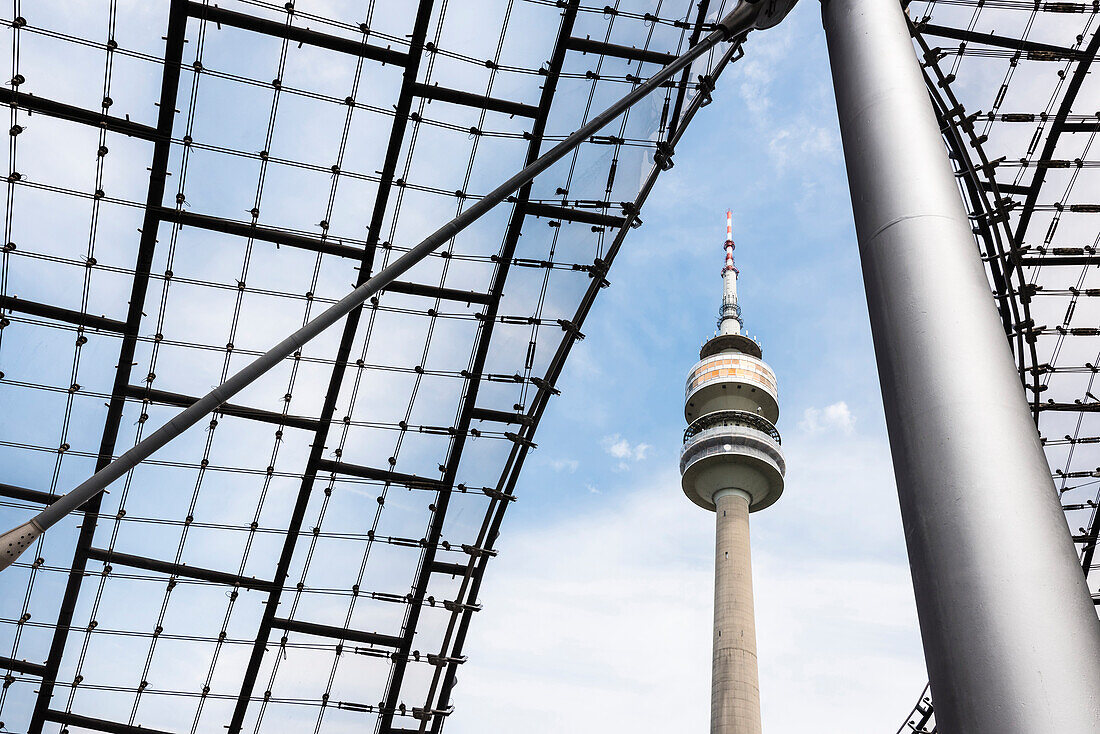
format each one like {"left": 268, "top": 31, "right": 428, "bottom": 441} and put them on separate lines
{"left": 0, "top": 1, "right": 742, "bottom": 731}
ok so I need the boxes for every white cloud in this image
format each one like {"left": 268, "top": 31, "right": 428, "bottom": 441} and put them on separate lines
{"left": 799, "top": 401, "right": 856, "bottom": 435}
{"left": 548, "top": 458, "right": 579, "bottom": 473}
{"left": 600, "top": 434, "right": 652, "bottom": 471}
{"left": 451, "top": 460, "right": 924, "bottom": 734}
{"left": 740, "top": 70, "right": 775, "bottom": 116}
{"left": 601, "top": 434, "right": 651, "bottom": 461}
{"left": 737, "top": 33, "right": 792, "bottom": 116}
{"left": 769, "top": 122, "right": 841, "bottom": 170}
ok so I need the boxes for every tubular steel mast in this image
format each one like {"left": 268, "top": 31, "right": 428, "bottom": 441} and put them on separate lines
{"left": 897, "top": 1, "right": 1100, "bottom": 730}
{"left": 823, "top": 0, "right": 1100, "bottom": 731}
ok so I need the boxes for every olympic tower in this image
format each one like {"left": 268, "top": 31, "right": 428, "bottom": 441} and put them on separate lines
{"left": 680, "top": 212, "right": 785, "bottom": 734}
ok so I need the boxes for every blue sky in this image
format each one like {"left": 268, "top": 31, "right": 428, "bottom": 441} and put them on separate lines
{"left": 0, "top": 2, "right": 930, "bottom": 732}
{"left": 449, "top": 3, "right": 928, "bottom": 732}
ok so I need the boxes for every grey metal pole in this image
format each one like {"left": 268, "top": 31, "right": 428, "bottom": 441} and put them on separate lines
{"left": 0, "top": 0, "right": 803, "bottom": 571}
{"left": 820, "top": 1, "right": 1100, "bottom": 732}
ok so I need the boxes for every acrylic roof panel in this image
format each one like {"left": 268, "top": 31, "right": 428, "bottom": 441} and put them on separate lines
{"left": 0, "top": 1, "right": 743, "bottom": 732}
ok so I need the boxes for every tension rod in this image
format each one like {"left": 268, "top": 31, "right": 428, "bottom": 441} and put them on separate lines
{"left": 0, "top": 0, "right": 799, "bottom": 571}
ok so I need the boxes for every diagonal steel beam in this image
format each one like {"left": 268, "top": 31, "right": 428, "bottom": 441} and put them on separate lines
{"left": 0, "top": 655, "right": 46, "bottom": 677}
{"left": 0, "top": 2, "right": 778, "bottom": 576}
{"left": 1018, "top": 255, "right": 1100, "bottom": 266}
{"left": 186, "top": 2, "right": 408, "bottom": 66}
{"left": 564, "top": 36, "right": 677, "bottom": 66}
{"left": 0, "top": 88, "right": 158, "bottom": 140}
{"left": 156, "top": 207, "right": 365, "bottom": 259}
{"left": 0, "top": 294, "right": 126, "bottom": 332}
{"left": 42, "top": 710, "right": 175, "bottom": 734}
{"left": 315, "top": 458, "right": 445, "bottom": 490}
{"left": 916, "top": 22, "right": 1088, "bottom": 61}
{"left": 411, "top": 82, "right": 539, "bottom": 119}
{"left": 86, "top": 547, "right": 276, "bottom": 591}
{"left": 524, "top": 201, "right": 626, "bottom": 228}
{"left": 270, "top": 617, "right": 402, "bottom": 649}
{"left": 1061, "top": 120, "right": 1100, "bottom": 133}
{"left": 0, "top": 482, "right": 66, "bottom": 506}
{"left": 124, "top": 385, "right": 322, "bottom": 432}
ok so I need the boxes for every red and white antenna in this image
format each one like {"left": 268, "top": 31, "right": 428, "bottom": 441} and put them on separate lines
{"left": 722, "top": 209, "right": 738, "bottom": 276}
{"left": 719, "top": 209, "right": 742, "bottom": 335}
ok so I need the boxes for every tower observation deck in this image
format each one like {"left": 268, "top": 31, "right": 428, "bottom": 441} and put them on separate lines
{"left": 680, "top": 212, "right": 784, "bottom": 734}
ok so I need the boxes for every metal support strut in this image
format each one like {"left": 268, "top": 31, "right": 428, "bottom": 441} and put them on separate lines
{"left": 821, "top": 1, "right": 1100, "bottom": 732}
{"left": 0, "top": 0, "right": 793, "bottom": 571}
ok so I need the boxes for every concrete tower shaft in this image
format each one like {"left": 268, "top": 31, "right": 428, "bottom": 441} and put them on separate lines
{"left": 712, "top": 489, "right": 759, "bottom": 734}
{"left": 681, "top": 215, "right": 784, "bottom": 734}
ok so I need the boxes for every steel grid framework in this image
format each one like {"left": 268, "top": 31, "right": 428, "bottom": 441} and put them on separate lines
{"left": 3, "top": 1, "right": 1098, "bottom": 733}
{"left": 899, "top": 1, "right": 1100, "bottom": 731}
{"left": 0, "top": 1, "right": 747, "bottom": 731}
